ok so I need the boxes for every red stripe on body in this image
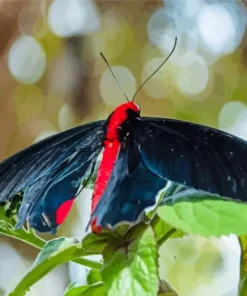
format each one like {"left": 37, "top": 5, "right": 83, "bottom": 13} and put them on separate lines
{"left": 91, "top": 102, "right": 139, "bottom": 233}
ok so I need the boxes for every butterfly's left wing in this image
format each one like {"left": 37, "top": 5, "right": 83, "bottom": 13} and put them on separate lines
{"left": 90, "top": 142, "right": 167, "bottom": 229}
{"left": 0, "top": 121, "right": 104, "bottom": 232}
{"left": 134, "top": 117, "right": 247, "bottom": 202}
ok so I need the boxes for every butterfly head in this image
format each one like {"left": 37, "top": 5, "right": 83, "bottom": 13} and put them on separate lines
{"left": 116, "top": 102, "right": 140, "bottom": 115}
{"left": 105, "top": 102, "right": 140, "bottom": 140}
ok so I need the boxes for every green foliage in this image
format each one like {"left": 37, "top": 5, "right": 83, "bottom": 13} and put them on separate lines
{"left": 158, "top": 190, "right": 247, "bottom": 237}
{"left": 4, "top": 219, "right": 175, "bottom": 296}
{"left": 102, "top": 224, "right": 159, "bottom": 296}
{"left": 9, "top": 235, "right": 105, "bottom": 296}
{"left": 64, "top": 269, "right": 106, "bottom": 296}
{"left": 151, "top": 215, "right": 184, "bottom": 247}
{"left": 0, "top": 195, "right": 46, "bottom": 249}
{"left": 65, "top": 282, "right": 106, "bottom": 296}
{"left": 1, "top": 183, "right": 247, "bottom": 295}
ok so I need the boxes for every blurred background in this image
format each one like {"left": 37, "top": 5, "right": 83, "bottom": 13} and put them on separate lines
{"left": 0, "top": 0, "right": 246, "bottom": 295}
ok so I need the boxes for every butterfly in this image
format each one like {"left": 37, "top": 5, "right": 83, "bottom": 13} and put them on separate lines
{"left": 1, "top": 37, "right": 247, "bottom": 234}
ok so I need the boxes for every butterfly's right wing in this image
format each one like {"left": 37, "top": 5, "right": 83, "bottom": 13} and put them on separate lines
{"left": 0, "top": 120, "right": 104, "bottom": 232}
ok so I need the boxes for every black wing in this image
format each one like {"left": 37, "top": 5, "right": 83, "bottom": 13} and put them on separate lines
{"left": 133, "top": 117, "right": 247, "bottom": 202}
{"left": 0, "top": 120, "right": 104, "bottom": 232}
{"left": 90, "top": 142, "right": 167, "bottom": 228}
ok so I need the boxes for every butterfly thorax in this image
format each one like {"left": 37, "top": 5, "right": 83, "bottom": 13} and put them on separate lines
{"left": 90, "top": 102, "right": 140, "bottom": 233}
{"left": 104, "top": 102, "right": 140, "bottom": 140}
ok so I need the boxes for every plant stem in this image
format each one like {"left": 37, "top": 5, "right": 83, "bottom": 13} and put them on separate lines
{"left": 0, "top": 227, "right": 102, "bottom": 270}
{"left": 239, "top": 236, "right": 247, "bottom": 280}
{"left": 238, "top": 272, "right": 247, "bottom": 296}
{"left": 157, "top": 228, "right": 177, "bottom": 247}
{"left": 73, "top": 258, "right": 102, "bottom": 270}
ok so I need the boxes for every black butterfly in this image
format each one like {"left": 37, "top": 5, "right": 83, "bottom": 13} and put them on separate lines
{"left": 0, "top": 37, "right": 246, "bottom": 233}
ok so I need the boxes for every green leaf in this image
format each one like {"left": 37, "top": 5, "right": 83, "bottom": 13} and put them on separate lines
{"left": 64, "top": 282, "right": 106, "bottom": 296}
{"left": 114, "top": 222, "right": 131, "bottom": 236}
{"left": 0, "top": 199, "right": 46, "bottom": 250}
{"left": 102, "top": 224, "right": 143, "bottom": 264}
{"left": 151, "top": 215, "right": 184, "bottom": 243}
{"left": 151, "top": 215, "right": 174, "bottom": 241}
{"left": 150, "top": 215, "right": 184, "bottom": 247}
{"left": 158, "top": 189, "right": 247, "bottom": 237}
{"left": 33, "top": 237, "right": 79, "bottom": 267}
{"left": 145, "top": 181, "right": 186, "bottom": 225}
{"left": 64, "top": 269, "right": 106, "bottom": 296}
{"left": 0, "top": 225, "right": 45, "bottom": 249}
{"left": 102, "top": 225, "right": 159, "bottom": 296}
{"left": 9, "top": 233, "right": 107, "bottom": 296}
{"left": 9, "top": 237, "right": 81, "bottom": 296}
{"left": 87, "top": 269, "right": 102, "bottom": 285}
{"left": 0, "top": 193, "right": 47, "bottom": 250}
{"left": 81, "top": 232, "right": 109, "bottom": 252}
{"left": 0, "top": 192, "right": 47, "bottom": 251}
{"left": 103, "top": 242, "right": 117, "bottom": 263}
{"left": 0, "top": 194, "right": 22, "bottom": 227}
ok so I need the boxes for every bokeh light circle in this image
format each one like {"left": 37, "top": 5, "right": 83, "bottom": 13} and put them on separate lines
{"left": 176, "top": 52, "right": 209, "bottom": 96}
{"left": 89, "top": 13, "right": 130, "bottom": 62}
{"left": 34, "top": 130, "right": 58, "bottom": 143}
{"left": 142, "top": 57, "right": 174, "bottom": 99}
{"left": 59, "top": 103, "right": 78, "bottom": 131}
{"left": 48, "top": 0, "right": 100, "bottom": 37}
{"left": 8, "top": 35, "right": 46, "bottom": 84}
{"left": 147, "top": 9, "right": 199, "bottom": 67}
{"left": 18, "top": 2, "right": 48, "bottom": 39}
{"left": 218, "top": 101, "right": 247, "bottom": 140}
{"left": 197, "top": 4, "right": 240, "bottom": 56}
{"left": 100, "top": 66, "right": 136, "bottom": 107}
{"left": 147, "top": 8, "right": 173, "bottom": 49}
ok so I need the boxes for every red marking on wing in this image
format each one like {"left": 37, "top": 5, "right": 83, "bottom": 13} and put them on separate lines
{"left": 90, "top": 102, "right": 139, "bottom": 233}
{"left": 56, "top": 198, "right": 75, "bottom": 225}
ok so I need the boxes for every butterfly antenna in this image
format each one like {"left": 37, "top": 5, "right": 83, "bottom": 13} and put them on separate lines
{"left": 100, "top": 52, "right": 130, "bottom": 103}
{"left": 132, "top": 36, "right": 177, "bottom": 102}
